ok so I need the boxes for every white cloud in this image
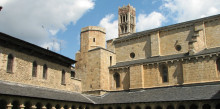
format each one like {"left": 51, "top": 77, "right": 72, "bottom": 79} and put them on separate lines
{"left": 99, "top": 14, "right": 118, "bottom": 40}
{"left": 136, "top": 12, "right": 165, "bottom": 32}
{"left": 0, "top": 0, "right": 94, "bottom": 51}
{"left": 41, "top": 39, "right": 63, "bottom": 52}
{"left": 161, "top": 0, "right": 220, "bottom": 23}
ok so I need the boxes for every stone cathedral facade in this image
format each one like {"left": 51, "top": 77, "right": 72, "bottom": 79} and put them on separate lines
{"left": 0, "top": 4, "right": 220, "bottom": 109}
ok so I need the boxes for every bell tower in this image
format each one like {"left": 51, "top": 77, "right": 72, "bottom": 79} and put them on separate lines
{"left": 118, "top": 4, "right": 136, "bottom": 37}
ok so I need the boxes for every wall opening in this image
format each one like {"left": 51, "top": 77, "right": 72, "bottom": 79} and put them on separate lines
{"left": 114, "top": 72, "right": 120, "bottom": 88}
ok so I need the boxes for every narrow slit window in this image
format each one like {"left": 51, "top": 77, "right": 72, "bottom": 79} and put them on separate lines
{"left": 93, "top": 38, "right": 95, "bottom": 42}
{"left": 71, "top": 71, "right": 75, "bottom": 78}
{"left": 61, "top": 70, "right": 65, "bottom": 84}
{"left": 7, "top": 54, "right": 14, "bottom": 73}
{"left": 32, "top": 61, "right": 37, "bottom": 77}
{"left": 110, "top": 56, "right": 112, "bottom": 66}
{"left": 43, "top": 64, "right": 47, "bottom": 79}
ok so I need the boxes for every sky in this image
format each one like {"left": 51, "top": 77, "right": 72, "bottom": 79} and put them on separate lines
{"left": 1, "top": 0, "right": 220, "bottom": 60}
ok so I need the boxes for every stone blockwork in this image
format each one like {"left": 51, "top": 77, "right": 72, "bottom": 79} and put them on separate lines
{"left": 76, "top": 26, "right": 116, "bottom": 95}
{"left": 0, "top": 46, "right": 81, "bottom": 92}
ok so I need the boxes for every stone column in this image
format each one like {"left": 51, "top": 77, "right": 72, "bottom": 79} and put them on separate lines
{"left": 52, "top": 106, "right": 56, "bottom": 109}
{"left": 20, "top": 104, "right": 25, "bottom": 109}
{"left": 42, "top": 105, "right": 47, "bottom": 109}
{"left": 198, "top": 102, "right": 203, "bottom": 109}
{"left": 6, "top": 102, "right": 13, "bottom": 109}
{"left": 31, "top": 105, "right": 37, "bottom": 109}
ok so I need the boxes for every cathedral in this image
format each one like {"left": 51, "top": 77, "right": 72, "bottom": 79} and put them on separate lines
{"left": 0, "top": 4, "right": 220, "bottom": 109}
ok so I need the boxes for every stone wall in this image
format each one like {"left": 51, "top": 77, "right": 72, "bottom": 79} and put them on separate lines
{"left": 115, "top": 35, "right": 151, "bottom": 63}
{"left": 0, "top": 46, "right": 81, "bottom": 92}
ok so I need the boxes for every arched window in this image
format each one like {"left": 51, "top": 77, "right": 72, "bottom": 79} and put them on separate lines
{"left": 7, "top": 54, "right": 14, "bottom": 73}
{"left": 46, "top": 103, "right": 52, "bottom": 109}
{"left": 55, "top": 104, "right": 61, "bottom": 109}
{"left": 32, "top": 61, "right": 37, "bottom": 77}
{"left": 43, "top": 64, "right": 47, "bottom": 79}
{"left": 216, "top": 58, "right": 220, "bottom": 73}
{"left": 61, "top": 70, "right": 65, "bottom": 84}
{"left": 114, "top": 73, "right": 120, "bottom": 88}
{"left": 160, "top": 64, "right": 168, "bottom": 83}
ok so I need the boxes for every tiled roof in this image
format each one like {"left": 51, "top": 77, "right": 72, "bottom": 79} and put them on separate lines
{"left": 1, "top": 80, "right": 220, "bottom": 104}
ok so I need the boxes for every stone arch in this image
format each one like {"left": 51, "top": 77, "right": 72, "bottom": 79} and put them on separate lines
{"left": 145, "top": 106, "right": 151, "bottom": 109}
{"left": 178, "top": 105, "right": 185, "bottom": 109}
{"left": 71, "top": 105, "right": 75, "bottom": 109}
{"left": 12, "top": 100, "right": 20, "bottom": 109}
{"left": 64, "top": 105, "right": 68, "bottom": 109}
{"left": 190, "top": 104, "right": 198, "bottom": 109}
{"left": 215, "top": 103, "right": 220, "bottom": 109}
{"left": 135, "top": 106, "right": 141, "bottom": 109}
{"left": 55, "top": 104, "right": 61, "bottom": 109}
{"left": 108, "top": 106, "right": 113, "bottom": 109}
{"left": 85, "top": 106, "right": 90, "bottom": 109}
{"left": 167, "top": 105, "right": 174, "bottom": 109}
{"left": 0, "top": 99, "right": 7, "bottom": 109}
{"left": 202, "top": 104, "right": 211, "bottom": 109}
{"left": 46, "top": 103, "right": 52, "bottom": 109}
{"left": 36, "top": 102, "right": 42, "bottom": 109}
{"left": 156, "top": 106, "right": 162, "bottom": 109}
{"left": 24, "top": 101, "right": 32, "bottom": 109}
{"left": 114, "top": 72, "right": 120, "bottom": 88}
{"left": 126, "top": 106, "right": 131, "bottom": 109}
{"left": 79, "top": 106, "right": 83, "bottom": 109}
{"left": 116, "top": 106, "right": 122, "bottom": 109}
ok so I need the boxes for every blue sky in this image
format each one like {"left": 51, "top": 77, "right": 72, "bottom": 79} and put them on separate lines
{"left": 1, "top": 0, "right": 220, "bottom": 60}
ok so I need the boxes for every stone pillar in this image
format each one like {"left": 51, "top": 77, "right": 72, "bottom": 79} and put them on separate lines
{"left": 20, "top": 104, "right": 25, "bottom": 109}
{"left": 151, "top": 31, "right": 161, "bottom": 57}
{"left": 42, "top": 105, "right": 47, "bottom": 109}
{"left": 7, "top": 102, "right": 13, "bottom": 109}
{"left": 31, "top": 105, "right": 37, "bottom": 109}
{"left": 52, "top": 106, "right": 56, "bottom": 109}
{"left": 198, "top": 102, "right": 203, "bottom": 109}
{"left": 211, "top": 103, "right": 215, "bottom": 109}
